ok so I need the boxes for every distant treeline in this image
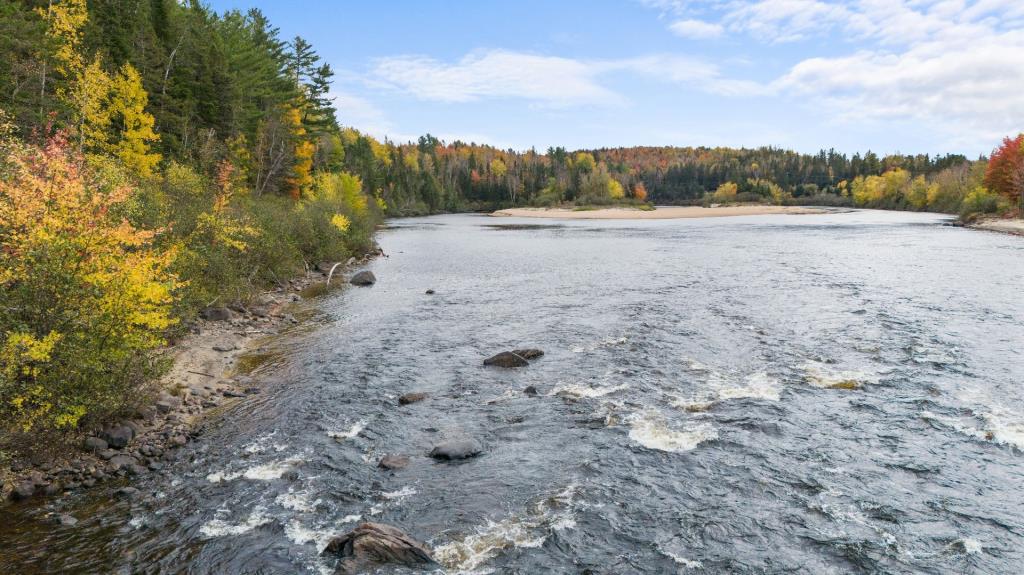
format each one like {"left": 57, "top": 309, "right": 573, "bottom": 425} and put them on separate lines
{"left": 1, "top": 0, "right": 1015, "bottom": 219}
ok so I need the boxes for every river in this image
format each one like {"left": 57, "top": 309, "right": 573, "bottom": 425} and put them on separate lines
{"left": 2, "top": 210, "right": 1023, "bottom": 574}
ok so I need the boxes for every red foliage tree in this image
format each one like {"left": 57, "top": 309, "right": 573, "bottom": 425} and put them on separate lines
{"left": 984, "top": 134, "right": 1024, "bottom": 204}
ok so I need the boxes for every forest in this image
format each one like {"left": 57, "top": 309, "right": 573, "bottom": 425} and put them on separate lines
{"left": 0, "top": 0, "right": 1022, "bottom": 440}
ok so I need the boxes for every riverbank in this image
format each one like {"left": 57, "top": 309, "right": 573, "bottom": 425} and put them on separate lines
{"left": 969, "top": 217, "right": 1024, "bottom": 236}
{"left": 490, "top": 205, "right": 828, "bottom": 219}
{"left": 0, "top": 255, "right": 375, "bottom": 504}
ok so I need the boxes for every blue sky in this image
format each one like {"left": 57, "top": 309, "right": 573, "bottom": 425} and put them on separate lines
{"left": 206, "top": 0, "right": 1024, "bottom": 157}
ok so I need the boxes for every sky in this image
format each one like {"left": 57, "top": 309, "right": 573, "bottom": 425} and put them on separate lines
{"left": 205, "top": 0, "right": 1024, "bottom": 157}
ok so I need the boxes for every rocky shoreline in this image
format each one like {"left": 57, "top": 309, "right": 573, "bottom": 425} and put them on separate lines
{"left": 1, "top": 254, "right": 378, "bottom": 505}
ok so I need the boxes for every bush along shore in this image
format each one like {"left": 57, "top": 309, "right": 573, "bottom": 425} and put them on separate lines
{"left": 1, "top": 0, "right": 389, "bottom": 500}
{"left": 0, "top": 256, "right": 377, "bottom": 503}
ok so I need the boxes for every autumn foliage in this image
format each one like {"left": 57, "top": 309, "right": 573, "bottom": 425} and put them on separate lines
{"left": 0, "top": 130, "right": 177, "bottom": 433}
{"left": 984, "top": 134, "right": 1024, "bottom": 207}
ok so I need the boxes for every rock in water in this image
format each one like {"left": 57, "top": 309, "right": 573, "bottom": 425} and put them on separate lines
{"left": 398, "top": 392, "right": 427, "bottom": 405}
{"left": 512, "top": 348, "right": 544, "bottom": 360}
{"left": 483, "top": 351, "right": 529, "bottom": 368}
{"left": 429, "top": 438, "right": 483, "bottom": 460}
{"left": 350, "top": 271, "right": 377, "bottom": 286}
{"left": 378, "top": 455, "right": 410, "bottom": 470}
{"left": 425, "top": 289, "right": 435, "bottom": 295}
{"left": 321, "top": 522, "right": 434, "bottom": 574}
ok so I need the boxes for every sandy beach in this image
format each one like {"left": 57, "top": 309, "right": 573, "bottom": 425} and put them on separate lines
{"left": 490, "top": 205, "right": 828, "bottom": 219}
{"left": 970, "top": 217, "right": 1024, "bottom": 236}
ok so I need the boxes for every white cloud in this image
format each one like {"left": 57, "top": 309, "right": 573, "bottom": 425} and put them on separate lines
{"left": 634, "top": 0, "right": 1024, "bottom": 147}
{"left": 371, "top": 51, "right": 623, "bottom": 107}
{"left": 371, "top": 50, "right": 746, "bottom": 107}
{"left": 774, "top": 22, "right": 1024, "bottom": 147}
{"left": 724, "top": 0, "right": 851, "bottom": 43}
{"left": 330, "top": 90, "right": 419, "bottom": 143}
{"left": 669, "top": 18, "right": 724, "bottom": 38}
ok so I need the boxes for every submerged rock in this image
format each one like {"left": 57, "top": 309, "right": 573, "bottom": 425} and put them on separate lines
{"left": 512, "top": 348, "right": 544, "bottom": 360}
{"left": 378, "top": 455, "right": 410, "bottom": 470}
{"left": 398, "top": 392, "right": 427, "bottom": 405}
{"left": 50, "top": 513, "right": 78, "bottom": 527}
{"left": 429, "top": 438, "right": 483, "bottom": 460}
{"left": 483, "top": 351, "right": 529, "bottom": 368}
{"left": 321, "top": 522, "right": 434, "bottom": 574}
{"left": 523, "top": 385, "right": 539, "bottom": 396}
{"left": 115, "top": 487, "right": 139, "bottom": 499}
{"left": 350, "top": 271, "right": 377, "bottom": 286}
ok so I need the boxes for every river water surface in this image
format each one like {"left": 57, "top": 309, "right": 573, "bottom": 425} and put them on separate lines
{"left": 3, "top": 210, "right": 1024, "bottom": 574}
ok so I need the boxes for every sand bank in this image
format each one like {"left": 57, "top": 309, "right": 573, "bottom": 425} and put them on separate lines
{"left": 970, "top": 217, "right": 1024, "bottom": 236}
{"left": 490, "top": 205, "right": 827, "bottom": 220}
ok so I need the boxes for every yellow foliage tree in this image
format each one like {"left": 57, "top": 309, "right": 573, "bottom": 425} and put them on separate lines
{"left": 490, "top": 157, "right": 507, "bottom": 180}
{"left": 66, "top": 57, "right": 161, "bottom": 177}
{"left": 905, "top": 175, "right": 935, "bottom": 210}
{"left": 712, "top": 181, "right": 738, "bottom": 202}
{"left": 39, "top": 0, "right": 88, "bottom": 99}
{"left": 608, "top": 178, "right": 625, "bottom": 200}
{"left": 0, "top": 134, "right": 178, "bottom": 432}
{"left": 573, "top": 152, "right": 596, "bottom": 174}
{"left": 107, "top": 63, "right": 161, "bottom": 177}
{"left": 71, "top": 56, "right": 113, "bottom": 153}
{"left": 284, "top": 106, "right": 313, "bottom": 199}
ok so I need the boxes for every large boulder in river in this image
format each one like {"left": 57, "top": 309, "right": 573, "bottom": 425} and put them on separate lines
{"left": 378, "top": 455, "right": 410, "bottom": 470}
{"left": 398, "top": 392, "right": 427, "bottom": 405}
{"left": 350, "top": 271, "right": 377, "bottom": 286}
{"left": 429, "top": 438, "right": 483, "bottom": 460}
{"left": 321, "top": 522, "right": 434, "bottom": 574}
{"left": 512, "top": 348, "right": 544, "bottom": 360}
{"left": 483, "top": 351, "right": 529, "bottom": 368}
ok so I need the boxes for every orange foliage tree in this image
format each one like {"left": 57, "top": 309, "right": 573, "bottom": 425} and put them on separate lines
{"left": 633, "top": 182, "right": 648, "bottom": 201}
{"left": 984, "top": 134, "right": 1024, "bottom": 208}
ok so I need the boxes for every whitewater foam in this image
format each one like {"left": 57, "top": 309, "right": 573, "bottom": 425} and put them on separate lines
{"left": 206, "top": 456, "right": 302, "bottom": 483}
{"left": 434, "top": 484, "right": 578, "bottom": 572}
{"left": 671, "top": 364, "right": 781, "bottom": 411}
{"left": 275, "top": 488, "right": 321, "bottom": 513}
{"left": 199, "top": 506, "right": 273, "bottom": 537}
{"left": 628, "top": 411, "right": 717, "bottom": 453}
{"left": 802, "top": 362, "right": 876, "bottom": 390}
{"left": 382, "top": 486, "right": 417, "bottom": 500}
{"left": 549, "top": 382, "right": 629, "bottom": 400}
{"left": 327, "top": 420, "right": 367, "bottom": 441}
{"left": 242, "top": 431, "right": 287, "bottom": 454}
